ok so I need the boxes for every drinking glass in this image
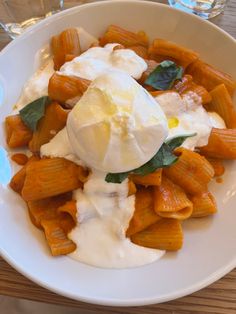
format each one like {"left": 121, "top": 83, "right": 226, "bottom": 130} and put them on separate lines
{"left": 168, "top": 0, "right": 229, "bottom": 19}
{"left": 0, "top": 0, "right": 64, "bottom": 39}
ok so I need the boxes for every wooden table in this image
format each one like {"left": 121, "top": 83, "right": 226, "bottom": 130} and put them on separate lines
{"left": 0, "top": 1, "right": 236, "bottom": 313}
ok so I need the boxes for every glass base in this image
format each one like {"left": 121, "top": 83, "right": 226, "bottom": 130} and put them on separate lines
{"left": 2, "top": 10, "right": 61, "bottom": 39}
{"left": 168, "top": 0, "right": 226, "bottom": 19}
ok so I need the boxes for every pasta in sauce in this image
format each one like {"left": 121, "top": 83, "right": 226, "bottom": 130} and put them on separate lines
{"left": 5, "top": 25, "right": 236, "bottom": 268}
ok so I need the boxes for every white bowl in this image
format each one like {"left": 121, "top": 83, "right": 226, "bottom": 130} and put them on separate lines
{"left": 0, "top": 0, "right": 236, "bottom": 306}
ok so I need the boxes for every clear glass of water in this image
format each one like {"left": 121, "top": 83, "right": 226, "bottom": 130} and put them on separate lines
{"left": 168, "top": 0, "right": 228, "bottom": 19}
{"left": 0, "top": 0, "right": 64, "bottom": 39}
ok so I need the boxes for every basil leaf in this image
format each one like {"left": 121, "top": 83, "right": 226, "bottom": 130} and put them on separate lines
{"left": 105, "top": 133, "right": 196, "bottom": 184}
{"left": 105, "top": 172, "right": 129, "bottom": 184}
{"left": 145, "top": 60, "right": 183, "bottom": 90}
{"left": 105, "top": 144, "right": 177, "bottom": 184}
{"left": 166, "top": 133, "right": 197, "bottom": 151}
{"left": 132, "top": 143, "right": 177, "bottom": 176}
{"left": 19, "top": 96, "right": 51, "bottom": 131}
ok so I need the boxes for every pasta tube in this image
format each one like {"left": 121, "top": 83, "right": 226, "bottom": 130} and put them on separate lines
{"left": 207, "top": 84, "right": 236, "bottom": 128}
{"left": 99, "top": 25, "right": 149, "bottom": 47}
{"left": 206, "top": 158, "right": 225, "bottom": 177}
{"left": 129, "top": 45, "right": 148, "bottom": 59}
{"left": 164, "top": 148, "right": 214, "bottom": 195}
{"left": 22, "top": 158, "right": 83, "bottom": 201}
{"left": 48, "top": 73, "right": 90, "bottom": 104}
{"left": 27, "top": 193, "right": 72, "bottom": 229}
{"left": 41, "top": 219, "right": 76, "bottom": 256}
{"left": 149, "top": 38, "right": 199, "bottom": 68}
{"left": 57, "top": 200, "right": 77, "bottom": 224}
{"left": 51, "top": 28, "right": 81, "bottom": 70}
{"left": 9, "top": 156, "right": 39, "bottom": 194}
{"left": 126, "top": 187, "right": 160, "bottom": 237}
{"left": 5, "top": 115, "right": 33, "bottom": 148}
{"left": 29, "top": 102, "right": 69, "bottom": 153}
{"left": 199, "top": 128, "right": 236, "bottom": 159}
{"left": 131, "top": 219, "right": 183, "bottom": 251}
{"left": 190, "top": 192, "right": 217, "bottom": 217}
{"left": 130, "top": 169, "right": 162, "bottom": 186}
{"left": 154, "top": 176, "right": 193, "bottom": 220}
{"left": 187, "top": 60, "right": 236, "bottom": 96}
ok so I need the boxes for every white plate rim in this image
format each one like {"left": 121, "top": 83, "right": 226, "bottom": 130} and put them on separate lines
{"left": 1, "top": 246, "right": 236, "bottom": 306}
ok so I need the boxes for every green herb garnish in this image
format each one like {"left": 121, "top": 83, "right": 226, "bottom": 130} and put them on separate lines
{"left": 105, "top": 172, "right": 129, "bottom": 184}
{"left": 145, "top": 60, "right": 183, "bottom": 90}
{"left": 166, "top": 133, "right": 196, "bottom": 151}
{"left": 19, "top": 96, "right": 51, "bottom": 131}
{"left": 105, "top": 134, "right": 195, "bottom": 184}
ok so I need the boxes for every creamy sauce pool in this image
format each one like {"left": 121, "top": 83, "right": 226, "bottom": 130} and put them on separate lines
{"left": 155, "top": 91, "right": 226, "bottom": 150}
{"left": 59, "top": 43, "right": 147, "bottom": 81}
{"left": 69, "top": 170, "right": 164, "bottom": 268}
{"left": 16, "top": 59, "right": 54, "bottom": 110}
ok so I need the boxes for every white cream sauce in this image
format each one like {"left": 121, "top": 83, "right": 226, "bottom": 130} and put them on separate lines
{"left": 40, "top": 127, "right": 84, "bottom": 167}
{"left": 59, "top": 43, "right": 147, "bottom": 81}
{"left": 16, "top": 59, "right": 54, "bottom": 110}
{"left": 69, "top": 171, "right": 164, "bottom": 268}
{"left": 208, "top": 112, "right": 226, "bottom": 129}
{"left": 155, "top": 91, "right": 226, "bottom": 150}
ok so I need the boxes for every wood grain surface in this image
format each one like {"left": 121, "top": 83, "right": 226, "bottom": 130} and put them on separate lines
{"left": 0, "top": 0, "right": 236, "bottom": 313}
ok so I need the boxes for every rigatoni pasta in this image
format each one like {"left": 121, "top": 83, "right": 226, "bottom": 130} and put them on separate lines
{"left": 130, "top": 169, "right": 162, "bottom": 186}
{"left": 9, "top": 156, "right": 39, "bottom": 194}
{"left": 199, "top": 128, "right": 236, "bottom": 159}
{"left": 27, "top": 193, "right": 72, "bottom": 229}
{"left": 41, "top": 219, "right": 76, "bottom": 256}
{"left": 22, "top": 158, "right": 83, "bottom": 201}
{"left": 48, "top": 73, "right": 90, "bottom": 104}
{"left": 190, "top": 192, "right": 217, "bottom": 218}
{"left": 99, "top": 25, "right": 149, "bottom": 47}
{"left": 207, "top": 84, "right": 236, "bottom": 128}
{"left": 10, "top": 166, "right": 27, "bottom": 194}
{"left": 206, "top": 158, "right": 225, "bottom": 177}
{"left": 131, "top": 219, "right": 183, "bottom": 251}
{"left": 153, "top": 176, "right": 193, "bottom": 220}
{"left": 51, "top": 35, "right": 65, "bottom": 71}
{"left": 60, "top": 28, "right": 81, "bottom": 57}
{"left": 148, "top": 38, "right": 199, "bottom": 68}
{"left": 4, "top": 24, "right": 236, "bottom": 262}
{"left": 51, "top": 28, "right": 81, "bottom": 70}
{"left": 164, "top": 148, "right": 214, "bottom": 195}
{"left": 57, "top": 200, "right": 77, "bottom": 224}
{"left": 5, "top": 115, "right": 33, "bottom": 148}
{"left": 126, "top": 187, "right": 160, "bottom": 237}
{"left": 129, "top": 45, "right": 149, "bottom": 59}
{"left": 29, "top": 102, "right": 69, "bottom": 153}
{"left": 186, "top": 59, "right": 236, "bottom": 96}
